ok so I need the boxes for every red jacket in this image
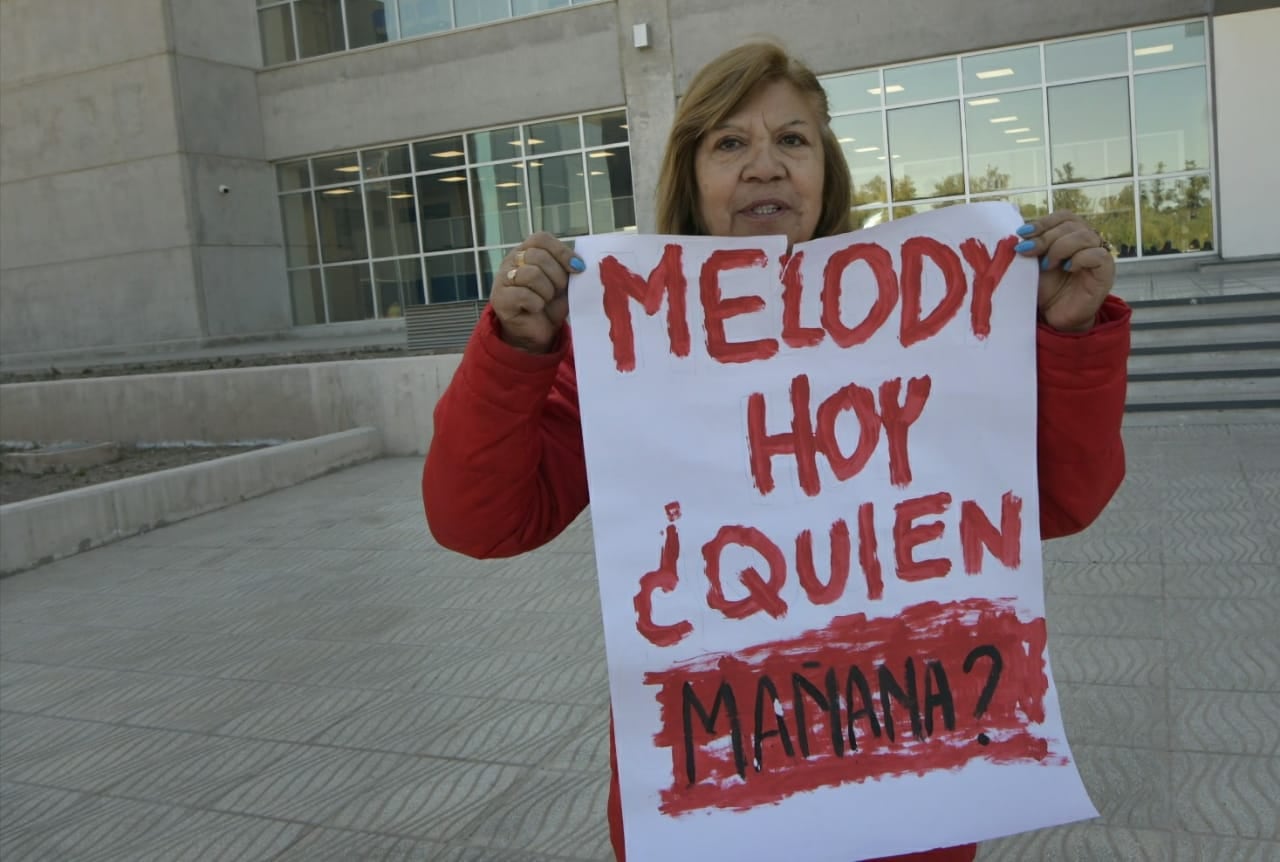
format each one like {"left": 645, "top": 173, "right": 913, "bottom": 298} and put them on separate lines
{"left": 423, "top": 297, "right": 1131, "bottom": 862}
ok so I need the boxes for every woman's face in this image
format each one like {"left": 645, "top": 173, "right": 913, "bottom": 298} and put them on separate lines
{"left": 694, "top": 80, "right": 826, "bottom": 248}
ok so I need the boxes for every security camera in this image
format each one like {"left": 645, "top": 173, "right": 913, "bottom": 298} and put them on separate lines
{"left": 218, "top": 184, "right": 230, "bottom": 195}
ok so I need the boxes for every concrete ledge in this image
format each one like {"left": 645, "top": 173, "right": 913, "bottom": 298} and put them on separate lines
{"left": 0, "top": 427, "right": 382, "bottom": 576}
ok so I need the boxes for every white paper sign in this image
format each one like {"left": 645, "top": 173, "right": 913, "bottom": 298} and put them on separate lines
{"left": 570, "top": 203, "right": 1096, "bottom": 861}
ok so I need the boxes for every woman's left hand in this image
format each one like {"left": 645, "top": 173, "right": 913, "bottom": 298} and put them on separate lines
{"left": 1013, "top": 210, "right": 1116, "bottom": 333}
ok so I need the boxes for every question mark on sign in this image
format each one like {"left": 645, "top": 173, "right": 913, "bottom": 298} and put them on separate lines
{"left": 963, "top": 644, "right": 1004, "bottom": 746}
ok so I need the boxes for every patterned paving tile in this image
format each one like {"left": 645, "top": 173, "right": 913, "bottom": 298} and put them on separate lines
{"left": 1171, "top": 753, "right": 1280, "bottom": 840}
{"left": 1170, "top": 690, "right": 1280, "bottom": 756}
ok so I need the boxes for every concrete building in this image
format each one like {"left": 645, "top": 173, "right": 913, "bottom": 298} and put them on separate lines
{"left": 2, "top": 0, "right": 1277, "bottom": 362}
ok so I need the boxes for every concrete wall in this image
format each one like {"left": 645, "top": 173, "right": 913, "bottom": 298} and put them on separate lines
{"left": 0, "top": 354, "right": 463, "bottom": 457}
{"left": 1211, "top": 7, "right": 1280, "bottom": 259}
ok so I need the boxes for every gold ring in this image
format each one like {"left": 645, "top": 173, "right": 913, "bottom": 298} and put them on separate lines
{"left": 515, "top": 250, "right": 526, "bottom": 267}
{"left": 507, "top": 267, "right": 519, "bottom": 283}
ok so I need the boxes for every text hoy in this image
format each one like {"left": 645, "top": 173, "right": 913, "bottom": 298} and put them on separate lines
{"left": 599, "top": 235, "right": 1021, "bottom": 371}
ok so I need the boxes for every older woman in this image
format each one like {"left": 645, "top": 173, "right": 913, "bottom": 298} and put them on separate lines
{"left": 423, "top": 41, "right": 1130, "bottom": 862}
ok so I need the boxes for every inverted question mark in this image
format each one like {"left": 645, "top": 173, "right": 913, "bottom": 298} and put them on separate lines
{"left": 963, "top": 644, "right": 1004, "bottom": 746}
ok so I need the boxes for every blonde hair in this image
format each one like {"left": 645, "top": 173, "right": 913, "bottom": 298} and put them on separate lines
{"left": 655, "top": 41, "right": 852, "bottom": 240}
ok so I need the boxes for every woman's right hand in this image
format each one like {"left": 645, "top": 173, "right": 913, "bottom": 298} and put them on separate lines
{"left": 490, "top": 232, "right": 585, "bottom": 354}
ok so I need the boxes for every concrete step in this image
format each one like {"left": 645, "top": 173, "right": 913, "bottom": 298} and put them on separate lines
{"left": 1126, "top": 375, "right": 1280, "bottom": 412}
{"left": 1131, "top": 295, "right": 1280, "bottom": 327}
{"left": 1130, "top": 320, "right": 1279, "bottom": 352}
{"left": 1128, "top": 349, "right": 1280, "bottom": 376}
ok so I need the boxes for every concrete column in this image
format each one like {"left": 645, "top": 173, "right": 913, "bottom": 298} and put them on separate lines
{"left": 613, "top": 1, "right": 679, "bottom": 233}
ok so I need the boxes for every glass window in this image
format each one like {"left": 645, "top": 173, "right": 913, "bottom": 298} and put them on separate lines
{"left": 588, "top": 148, "right": 635, "bottom": 232}
{"left": 294, "top": 0, "right": 346, "bottom": 58}
{"left": 454, "top": 0, "right": 508, "bottom": 27}
{"left": 361, "top": 145, "right": 411, "bottom": 179}
{"left": 887, "top": 102, "right": 963, "bottom": 201}
{"left": 526, "top": 118, "right": 581, "bottom": 155}
{"left": 892, "top": 198, "right": 963, "bottom": 220}
{"left": 313, "top": 153, "right": 363, "bottom": 187}
{"left": 414, "top": 136, "right": 466, "bottom": 172}
{"left": 962, "top": 46, "right": 1040, "bottom": 94}
{"left": 471, "top": 163, "right": 529, "bottom": 248}
{"left": 315, "top": 186, "right": 368, "bottom": 262}
{"left": 468, "top": 126, "right": 523, "bottom": 163}
{"left": 528, "top": 155, "right": 588, "bottom": 236}
{"left": 966, "top": 88, "right": 1046, "bottom": 191}
{"left": 425, "top": 251, "right": 479, "bottom": 303}
{"left": 398, "top": 0, "right": 451, "bottom": 37}
{"left": 972, "top": 190, "right": 1050, "bottom": 221}
{"left": 259, "top": 4, "right": 296, "bottom": 65}
{"left": 365, "top": 179, "right": 421, "bottom": 259}
{"left": 1049, "top": 79, "right": 1132, "bottom": 183}
{"left": 277, "top": 160, "right": 311, "bottom": 192}
{"left": 884, "top": 59, "right": 957, "bottom": 105}
{"left": 417, "top": 172, "right": 472, "bottom": 252}
{"left": 1134, "top": 20, "right": 1206, "bottom": 70}
{"left": 833, "top": 113, "right": 888, "bottom": 206}
{"left": 290, "top": 269, "right": 325, "bottom": 325}
{"left": 1053, "top": 181, "right": 1136, "bottom": 258}
{"left": 347, "top": 0, "right": 397, "bottom": 47}
{"left": 1140, "top": 175, "right": 1213, "bottom": 255}
{"left": 825, "top": 70, "right": 882, "bottom": 113}
{"left": 478, "top": 248, "right": 506, "bottom": 299}
{"left": 851, "top": 208, "right": 888, "bottom": 230}
{"left": 1135, "top": 67, "right": 1210, "bottom": 174}
{"left": 324, "top": 263, "right": 376, "bottom": 322}
{"left": 513, "top": 0, "right": 571, "bottom": 14}
{"left": 584, "top": 111, "right": 629, "bottom": 147}
{"left": 373, "top": 257, "right": 423, "bottom": 315}
{"left": 280, "top": 192, "right": 320, "bottom": 267}
{"left": 1045, "top": 33, "right": 1127, "bottom": 81}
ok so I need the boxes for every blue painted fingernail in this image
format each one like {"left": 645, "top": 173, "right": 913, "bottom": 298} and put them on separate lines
{"left": 1016, "top": 224, "right": 1036, "bottom": 237}
{"left": 1014, "top": 240, "right": 1036, "bottom": 253}
{"left": 1063, "top": 260, "right": 1073, "bottom": 272}
{"left": 570, "top": 256, "right": 586, "bottom": 273}
{"left": 1040, "top": 256, "right": 1051, "bottom": 271}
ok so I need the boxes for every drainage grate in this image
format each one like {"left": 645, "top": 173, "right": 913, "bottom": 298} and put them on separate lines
{"left": 404, "top": 301, "right": 483, "bottom": 352}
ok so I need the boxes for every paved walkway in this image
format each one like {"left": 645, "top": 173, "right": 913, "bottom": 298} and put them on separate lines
{"left": 2, "top": 419, "right": 1277, "bottom": 861}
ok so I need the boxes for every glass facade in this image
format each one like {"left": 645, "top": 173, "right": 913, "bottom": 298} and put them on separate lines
{"left": 822, "top": 19, "right": 1215, "bottom": 258}
{"left": 276, "top": 110, "right": 634, "bottom": 325}
{"left": 258, "top": 0, "right": 595, "bottom": 64}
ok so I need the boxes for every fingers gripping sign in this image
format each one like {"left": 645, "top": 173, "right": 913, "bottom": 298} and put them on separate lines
{"left": 490, "top": 231, "right": 588, "bottom": 353}
{"left": 1012, "top": 210, "right": 1118, "bottom": 333}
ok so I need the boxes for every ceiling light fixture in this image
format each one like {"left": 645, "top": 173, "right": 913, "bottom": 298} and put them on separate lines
{"left": 1134, "top": 44, "right": 1174, "bottom": 56}
{"left": 976, "top": 68, "right": 1015, "bottom": 79}
{"left": 968, "top": 97, "right": 1000, "bottom": 106}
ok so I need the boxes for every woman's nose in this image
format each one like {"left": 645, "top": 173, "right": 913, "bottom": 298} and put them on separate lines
{"left": 741, "top": 143, "right": 785, "bottom": 181}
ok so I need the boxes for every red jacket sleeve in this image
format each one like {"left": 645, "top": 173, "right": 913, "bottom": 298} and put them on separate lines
{"left": 1036, "top": 295, "right": 1131, "bottom": 539}
{"left": 422, "top": 306, "right": 588, "bottom": 558}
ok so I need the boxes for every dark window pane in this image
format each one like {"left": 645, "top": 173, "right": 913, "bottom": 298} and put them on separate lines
{"left": 373, "top": 257, "right": 424, "bottom": 315}
{"left": 1053, "top": 181, "right": 1136, "bottom": 258}
{"left": 1134, "top": 21, "right": 1206, "bottom": 70}
{"left": 469, "top": 126, "right": 523, "bottom": 163}
{"left": 280, "top": 192, "right": 320, "bottom": 267}
{"left": 290, "top": 269, "right": 325, "bottom": 325}
{"left": 529, "top": 154, "right": 588, "bottom": 236}
{"left": 1045, "top": 33, "right": 1127, "bottom": 82}
{"left": 398, "top": 0, "right": 450, "bottom": 36}
{"left": 526, "top": 118, "right": 580, "bottom": 155}
{"left": 583, "top": 111, "right": 629, "bottom": 147}
{"left": 361, "top": 145, "right": 411, "bottom": 178}
{"left": 417, "top": 173, "right": 472, "bottom": 252}
{"left": 587, "top": 147, "right": 634, "bottom": 232}
{"left": 1135, "top": 67, "right": 1210, "bottom": 174}
{"left": 513, "top": 0, "right": 570, "bottom": 14}
{"left": 414, "top": 136, "right": 465, "bottom": 172}
{"left": 472, "top": 162, "right": 528, "bottom": 248}
{"left": 825, "top": 70, "right": 881, "bottom": 113}
{"left": 1049, "top": 79, "right": 1132, "bottom": 183}
{"left": 884, "top": 59, "right": 956, "bottom": 105}
{"left": 347, "top": 0, "right": 397, "bottom": 47}
{"left": 425, "top": 251, "right": 479, "bottom": 303}
{"left": 1140, "top": 175, "right": 1213, "bottom": 255}
{"left": 324, "top": 263, "right": 376, "bottom": 322}
{"left": 277, "top": 160, "right": 311, "bottom": 191}
{"left": 966, "top": 88, "right": 1046, "bottom": 191}
{"left": 833, "top": 113, "right": 888, "bottom": 205}
{"left": 455, "top": 0, "right": 508, "bottom": 27}
{"left": 962, "top": 46, "right": 1040, "bottom": 94}
{"left": 478, "top": 248, "right": 505, "bottom": 299}
{"left": 365, "top": 179, "right": 421, "bottom": 259}
{"left": 259, "top": 5, "right": 296, "bottom": 65}
{"left": 315, "top": 186, "right": 368, "bottom": 262}
{"left": 313, "top": 153, "right": 363, "bottom": 187}
{"left": 295, "top": 0, "right": 345, "bottom": 58}
{"left": 888, "top": 101, "right": 962, "bottom": 201}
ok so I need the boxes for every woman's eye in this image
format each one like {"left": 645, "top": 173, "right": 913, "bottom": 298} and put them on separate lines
{"left": 715, "top": 137, "right": 743, "bottom": 151}
{"left": 780, "top": 133, "right": 807, "bottom": 147}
